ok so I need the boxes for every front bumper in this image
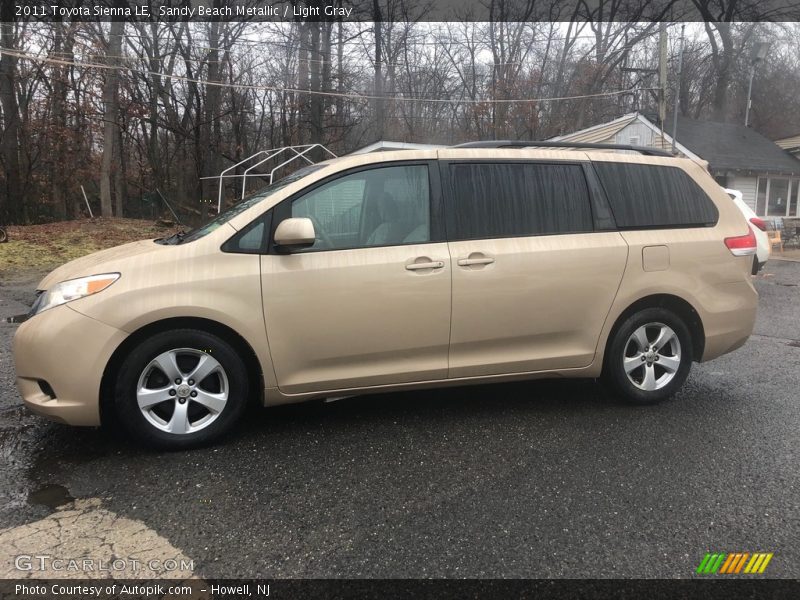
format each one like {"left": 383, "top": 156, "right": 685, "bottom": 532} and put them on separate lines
{"left": 13, "top": 305, "right": 127, "bottom": 426}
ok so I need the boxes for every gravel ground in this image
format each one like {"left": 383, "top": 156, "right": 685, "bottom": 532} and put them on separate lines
{"left": 0, "top": 262, "right": 798, "bottom": 579}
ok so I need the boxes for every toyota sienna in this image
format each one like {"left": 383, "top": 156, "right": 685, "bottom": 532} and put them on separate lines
{"left": 13, "top": 143, "right": 759, "bottom": 448}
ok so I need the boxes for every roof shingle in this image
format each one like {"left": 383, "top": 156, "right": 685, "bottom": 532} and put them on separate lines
{"left": 674, "top": 117, "right": 800, "bottom": 176}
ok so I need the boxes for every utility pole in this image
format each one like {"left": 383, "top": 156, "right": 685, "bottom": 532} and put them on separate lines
{"left": 658, "top": 22, "right": 668, "bottom": 143}
{"left": 745, "top": 67, "right": 755, "bottom": 127}
{"left": 671, "top": 24, "right": 685, "bottom": 154}
{"left": 745, "top": 42, "right": 770, "bottom": 127}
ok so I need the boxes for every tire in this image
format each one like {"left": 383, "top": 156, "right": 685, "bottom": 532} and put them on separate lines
{"left": 602, "top": 307, "right": 693, "bottom": 405}
{"left": 115, "top": 329, "right": 249, "bottom": 449}
{"left": 0, "top": 227, "right": 7, "bottom": 243}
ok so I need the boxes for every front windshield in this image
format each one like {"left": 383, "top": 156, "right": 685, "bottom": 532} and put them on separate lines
{"left": 159, "top": 164, "right": 326, "bottom": 244}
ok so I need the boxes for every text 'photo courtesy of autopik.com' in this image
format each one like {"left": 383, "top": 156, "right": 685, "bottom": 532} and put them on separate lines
{"left": 2, "top": 0, "right": 800, "bottom": 598}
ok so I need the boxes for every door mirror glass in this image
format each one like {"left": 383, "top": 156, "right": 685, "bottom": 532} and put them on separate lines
{"left": 274, "top": 218, "right": 316, "bottom": 250}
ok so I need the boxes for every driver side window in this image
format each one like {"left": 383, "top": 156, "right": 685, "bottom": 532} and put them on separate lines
{"left": 290, "top": 164, "right": 430, "bottom": 251}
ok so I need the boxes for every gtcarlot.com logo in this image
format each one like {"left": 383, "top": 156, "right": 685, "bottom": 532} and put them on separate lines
{"left": 696, "top": 552, "right": 774, "bottom": 575}
{"left": 14, "top": 554, "right": 194, "bottom": 573}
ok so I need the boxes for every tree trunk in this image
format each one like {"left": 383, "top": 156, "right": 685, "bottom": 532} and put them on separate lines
{"left": 297, "top": 21, "right": 310, "bottom": 144}
{"left": 50, "top": 20, "right": 67, "bottom": 220}
{"left": 309, "top": 20, "right": 323, "bottom": 149}
{"left": 114, "top": 124, "right": 127, "bottom": 217}
{"left": 711, "top": 23, "right": 733, "bottom": 122}
{"left": 148, "top": 20, "right": 162, "bottom": 192}
{"left": 202, "top": 15, "right": 222, "bottom": 211}
{"left": 100, "top": 19, "right": 124, "bottom": 217}
{"left": 0, "top": 12, "right": 23, "bottom": 223}
{"left": 372, "top": 1, "right": 384, "bottom": 141}
{"left": 336, "top": 15, "right": 344, "bottom": 130}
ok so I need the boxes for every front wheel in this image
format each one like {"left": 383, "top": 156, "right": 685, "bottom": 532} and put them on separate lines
{"left": 115, "top": 329, "right": 249, "bottom": 449}
{"left": 603, "top": 308, "right": 693, "bottom": 405}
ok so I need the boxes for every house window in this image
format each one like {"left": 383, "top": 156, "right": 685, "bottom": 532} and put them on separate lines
{"left": 755, "top": 177, "right": 800, "bottom": 217}
{"left": 767, "top": 179, "right": 790, "bottom": 217}
{"left": 756, "top": 177, "right": 768, "bottom": 215}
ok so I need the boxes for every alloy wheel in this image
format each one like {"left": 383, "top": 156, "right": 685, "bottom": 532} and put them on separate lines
{"left": 136, "top": 348, "right": 229, "bottom": 434}
{"left": 622, "top": 322, "right": 682, "bottom": 392}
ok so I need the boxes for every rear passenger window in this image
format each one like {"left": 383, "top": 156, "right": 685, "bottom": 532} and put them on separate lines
{"left": 593, "top": 163, "right": 719, "bottom": 229}
{"left": 447, "top": 163, "right": 593, "bottom": 240}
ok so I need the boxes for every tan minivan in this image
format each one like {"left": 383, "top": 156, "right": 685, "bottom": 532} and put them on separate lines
{"left": 13, "top": 143, "right": 758, "bottom": 448}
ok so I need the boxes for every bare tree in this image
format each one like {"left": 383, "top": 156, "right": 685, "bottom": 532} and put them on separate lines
{"left": 0, "top": 6, "right": 23, "bottom": 222}
{"left": 99, "top": 19, "right": 124, "bottom": 217}
{"left": 4, "top": 16, "right": 800, "bottom": 225}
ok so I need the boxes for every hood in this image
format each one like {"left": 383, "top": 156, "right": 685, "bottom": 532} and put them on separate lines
{"left": 37, "top": 240, "right": 165, "bottom": 290}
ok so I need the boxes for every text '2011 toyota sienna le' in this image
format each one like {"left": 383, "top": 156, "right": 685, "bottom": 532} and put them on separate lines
{"left": 13, "top": 143, "right": 758, "bottom": 448}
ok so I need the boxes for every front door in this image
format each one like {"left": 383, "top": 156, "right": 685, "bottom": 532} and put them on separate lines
{"left": 261, "top": 162, "right": 451, "bottom": 394}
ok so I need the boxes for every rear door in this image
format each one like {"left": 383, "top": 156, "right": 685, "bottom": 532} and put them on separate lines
{"left": 443, "top": 159, "right": 629, "bottom": 378}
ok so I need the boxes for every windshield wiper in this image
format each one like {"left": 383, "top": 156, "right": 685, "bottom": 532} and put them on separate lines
{"left": 155, "top": 230, "right": 187, "bottom": 245}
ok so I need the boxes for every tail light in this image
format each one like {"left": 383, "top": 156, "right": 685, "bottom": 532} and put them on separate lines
{"left": 724, "top": 229, "right": 757, "bottom": 256}
{"left": 749, "top": 217, "right": 767, "bottom": 232}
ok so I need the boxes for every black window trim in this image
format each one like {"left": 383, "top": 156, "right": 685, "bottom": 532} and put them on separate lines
{"left": 440, "top": 158, "right": 602, "bottom": 242}
{"left": 581, "top": 161, "right": 618, "bottom": 231}
{"left": 221, "top": 210, "right": 273, "bottom": 255}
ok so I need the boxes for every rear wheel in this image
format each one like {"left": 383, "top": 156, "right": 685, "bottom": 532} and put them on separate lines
{"left": 603, "top": 307, "right": 693, "bottom": 405}
{"left": 115, "top": 329, "right": 249, "bottom": 449}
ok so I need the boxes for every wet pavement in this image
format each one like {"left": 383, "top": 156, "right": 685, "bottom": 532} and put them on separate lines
{"left": 0, "top": 263, "right": 798, "bottom": 579}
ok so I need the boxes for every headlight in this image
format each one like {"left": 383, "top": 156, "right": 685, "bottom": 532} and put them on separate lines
{"left": 32, "top": 273, "right": 120, "bottom": 315}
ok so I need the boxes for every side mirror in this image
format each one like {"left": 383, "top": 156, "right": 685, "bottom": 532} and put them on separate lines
{"left": 274, "top": 217, "right": 316, "bottom": 251}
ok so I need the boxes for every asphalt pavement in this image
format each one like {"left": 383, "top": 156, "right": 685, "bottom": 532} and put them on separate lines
{"left": 0, "top": 262, "right": 798, "bottom": 579}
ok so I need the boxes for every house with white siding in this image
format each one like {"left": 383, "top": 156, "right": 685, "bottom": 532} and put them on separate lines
{"left": 553, "top": 113, "right": 800, "bottom": 220}
{"left": 776, "top": 133, "right": 800, "bottom": 159}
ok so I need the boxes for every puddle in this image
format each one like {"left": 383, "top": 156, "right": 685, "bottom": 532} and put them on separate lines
{"left": 27, "top": 484, "right": 74, "bottom": 509}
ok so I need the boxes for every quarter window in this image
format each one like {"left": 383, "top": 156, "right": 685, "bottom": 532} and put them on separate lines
{"left": 447, "top": 162, "right": 594, "bottom": 240}
{"left": 289, "top": 165, "right": 431, "bottom": 251}
{"left": 593, "top": 162, "right": 719, "bottom": 229}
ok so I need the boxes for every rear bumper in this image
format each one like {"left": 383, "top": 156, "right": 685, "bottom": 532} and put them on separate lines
{"left": 13, "top": 305, "right": 127, "bottom": 426}
{"left": 754, "top": 229, "right": 770, "bottom": 265}
{"left": 700, "top": 280, "right": 759, "bottom": 362}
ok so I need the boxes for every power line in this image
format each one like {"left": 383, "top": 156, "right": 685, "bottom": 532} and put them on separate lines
{"left": 116, "top": 30, "right": 614, "bottom": 68}
{"left": 1, "top": 46, "right": 648, "bottom": 105}
{"left": 24, "top": 25, "right": 658, "bottom": 70}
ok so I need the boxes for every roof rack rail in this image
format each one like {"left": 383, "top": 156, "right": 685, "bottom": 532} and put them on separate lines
{"left": 452, "top": 140, "right": 673, "bottom": 157}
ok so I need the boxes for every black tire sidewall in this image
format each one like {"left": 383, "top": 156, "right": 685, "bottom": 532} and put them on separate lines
{"left": 604, "top": 307, "right": 693, "bottom": 405}
{"left": 115, "top": 329, "right": 249, "bottom": 449}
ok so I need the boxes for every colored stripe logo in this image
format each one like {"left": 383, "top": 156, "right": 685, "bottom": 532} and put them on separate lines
{"left": 696, "top": 552, "right": 773, "bottom": 574}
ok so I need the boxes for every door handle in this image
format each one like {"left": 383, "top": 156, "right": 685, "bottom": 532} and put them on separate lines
{"left": 457, "top": 256, "right": 495, "bottom": 266}
{"left": 405, "top": 260, "right": 445, "bottom": 271}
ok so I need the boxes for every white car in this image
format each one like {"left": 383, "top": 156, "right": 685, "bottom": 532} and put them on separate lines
{"left": 724, "top": 188, "right": 770, "bottom": 273}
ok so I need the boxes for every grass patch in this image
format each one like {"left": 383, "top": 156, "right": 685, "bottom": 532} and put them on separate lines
{"left": 0, "top": 218, "right": 178, "bottom": 278}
